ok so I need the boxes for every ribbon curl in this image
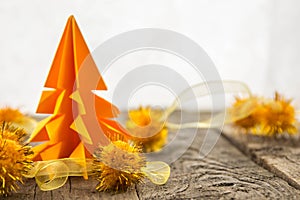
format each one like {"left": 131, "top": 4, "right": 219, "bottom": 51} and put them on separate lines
{"left": 24, "top": 158, "right": 94, "bottom": 191}
{"left": 25, "top": 158, "right": 170, "bottom": 191}
{"left": 163, "top": 80, "right": 253, "bottom": 130}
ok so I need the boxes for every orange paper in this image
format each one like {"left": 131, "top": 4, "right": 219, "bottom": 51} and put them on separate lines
{"left": 29, "top": 16, "right": 130, "bottom": 175}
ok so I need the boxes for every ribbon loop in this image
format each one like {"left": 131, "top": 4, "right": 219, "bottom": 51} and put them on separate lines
{"left": 35, "top": 160, "right": 69, "bottom": 191}
{"left": 164, "top": 80, "right": 252, "bottom": 130}
{"left": 24, "top": 158, "right": 94, "bottom": 191}
{"left": 142, "top": 161, "right": 170, "bottom": 185}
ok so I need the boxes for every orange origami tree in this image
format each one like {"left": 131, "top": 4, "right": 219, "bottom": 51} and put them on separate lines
{"left": 29, "top": 16, "right": 130, "bottom": 166}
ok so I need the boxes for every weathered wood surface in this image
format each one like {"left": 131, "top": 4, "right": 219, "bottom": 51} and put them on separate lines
{"left": 136, "top": 127, "right": 300, "bottom": 199}
{"left": 4, "top": 113, "right": 300, "bottom": 199}
{"left": 223, "top": 125, "right": 300, "bottom": 190}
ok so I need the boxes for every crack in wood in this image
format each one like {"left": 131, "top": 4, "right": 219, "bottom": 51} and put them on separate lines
{"left": 223, "top": 125, "right": 300, "bottom": 191}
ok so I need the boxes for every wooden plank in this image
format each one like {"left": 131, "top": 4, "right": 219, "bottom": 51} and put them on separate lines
{"left": 136, "top": 127, "right": 300, "bottom": 199}
{"left": 222, "top": 125, "right": 300, "bottom": 190}
{"left": 5, "top": 178, "right": 139, "bottom": 200}
{"left": 2, "top": 179, "right": 36, "bottom": 200}
{"left": 4, "top": 112, "right": 300, "bottom": 199}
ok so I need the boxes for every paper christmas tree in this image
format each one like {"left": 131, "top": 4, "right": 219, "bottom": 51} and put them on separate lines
{"left": 29, "top": 16, "right": 130, "bottom": 166}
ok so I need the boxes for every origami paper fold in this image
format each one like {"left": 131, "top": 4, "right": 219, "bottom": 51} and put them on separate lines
{"left": 29, "top": 16, "right": 130, "bottom": 177}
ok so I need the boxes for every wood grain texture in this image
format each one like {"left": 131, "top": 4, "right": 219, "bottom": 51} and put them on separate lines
{"left": 136, "top": 127, "right": 300, "bottom": 199}
{"left": 223, "top": 125, "right": 300, "bottom": 190}
{"left": 4, "top": 178, "right": 139, "bottom": 200}
{"left": 3, "top": 112, "right": 300, "bottom": 199}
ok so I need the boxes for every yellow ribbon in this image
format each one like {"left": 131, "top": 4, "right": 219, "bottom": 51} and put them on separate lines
{"left": 24, "top": 158, "right": 94, "bottom": 191}
{"left": 142, "top": 161, "right": 170, "bottom": 185}
{"left": 163, "top": 80, "right": 253, "bottom": 130}
{"left": 25, "top": 158, "right": 170, "bottom": 191}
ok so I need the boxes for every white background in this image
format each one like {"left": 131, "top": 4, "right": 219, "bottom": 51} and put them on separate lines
{"left": 1, "top": 0, "right": 300, "bottom": 113}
